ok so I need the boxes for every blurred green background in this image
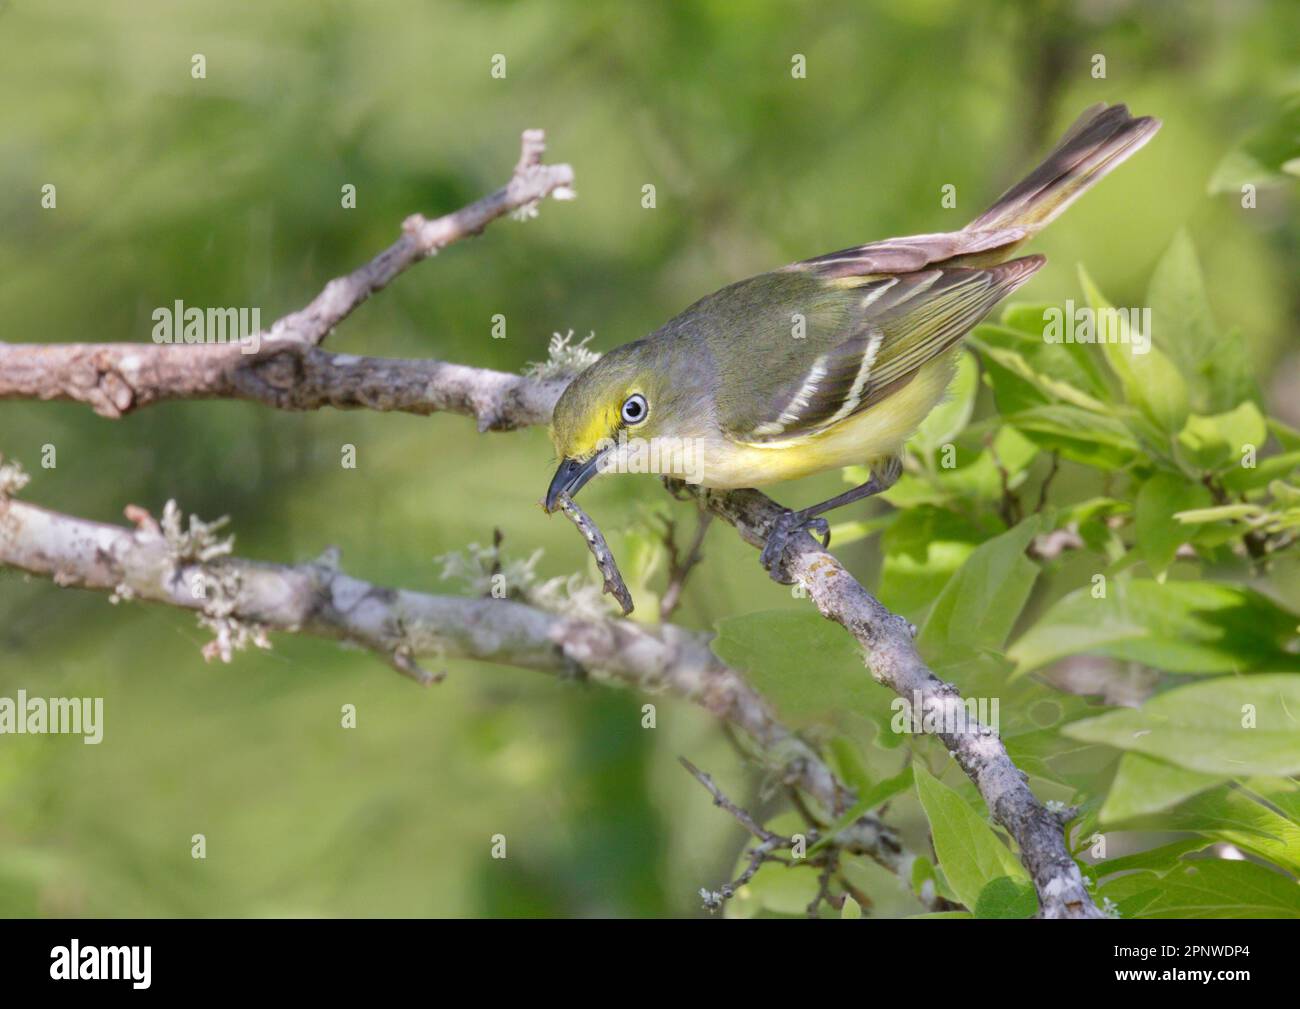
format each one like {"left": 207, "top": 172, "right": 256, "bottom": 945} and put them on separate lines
{"left": 1, "top": 0, "right": 1297, "bottom": 917}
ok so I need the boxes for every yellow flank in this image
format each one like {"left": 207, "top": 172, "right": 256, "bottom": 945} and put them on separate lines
{"left": 698, "top": 351, "right": 958, "bottom": 489}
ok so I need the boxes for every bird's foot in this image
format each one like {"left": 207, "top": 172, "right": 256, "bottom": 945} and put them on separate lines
{"left": 759, "top": 510, "right": 830, "bottom": 583}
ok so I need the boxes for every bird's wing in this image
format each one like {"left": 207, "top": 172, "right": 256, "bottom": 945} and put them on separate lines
{"left": 708, "top": 256, "right": 1044, "bottom": 444}
{"left": 790, "top": 226, "right": 1028, "bottom": 279}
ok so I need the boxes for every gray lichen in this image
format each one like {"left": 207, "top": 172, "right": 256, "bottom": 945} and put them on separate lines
{"left": 523, "top": 330, "right": 599, "bottom": 380}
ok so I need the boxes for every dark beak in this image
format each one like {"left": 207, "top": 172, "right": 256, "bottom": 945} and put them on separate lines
{"left": 545, "top": 453, "right": 606, "bottom": 513}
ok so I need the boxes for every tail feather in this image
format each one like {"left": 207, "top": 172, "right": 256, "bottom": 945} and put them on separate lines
{"left": 965, "top": 103, "right": 1161, "bottom": 236}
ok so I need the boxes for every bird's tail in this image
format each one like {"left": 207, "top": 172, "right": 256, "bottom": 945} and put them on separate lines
{"left": 965, "top": 103, "right": 1161, "bottom": 237}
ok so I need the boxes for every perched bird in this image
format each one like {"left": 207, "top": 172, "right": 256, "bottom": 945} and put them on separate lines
{"left": 545, "top": 103, "right": 1160, "bottom": 580}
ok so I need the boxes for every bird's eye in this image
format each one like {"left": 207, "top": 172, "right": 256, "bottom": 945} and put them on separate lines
{"left": 620, "top": 393, "right": 648, "bottom": 425}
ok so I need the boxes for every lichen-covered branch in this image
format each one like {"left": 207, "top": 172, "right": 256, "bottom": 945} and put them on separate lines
{"left": 0, "top": 128, "right": 574, "bottom": 424}
{"left": 683, "top": 482, "right": 1102, "bottom": 920}
{"left": 0, "top": 341, "right": 566, "bottom": 430}
{"left": 0, "top": 479, "right": 909, "bottom": 883}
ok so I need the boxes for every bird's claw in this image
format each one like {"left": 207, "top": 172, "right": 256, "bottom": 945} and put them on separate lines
{"left": 760, "top": 511, "right": 830, "bottom": 583}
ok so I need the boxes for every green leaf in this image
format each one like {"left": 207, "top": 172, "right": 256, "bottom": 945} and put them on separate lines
{"left": 1079, "top": 266, "right": 1190, "bottom": 437}
{"left": 995, "top": 302, "right": 1114, "bottom": 396}
{"left": 726, "top": 860, "right": 821, "bottom": 918}
{"left": 824, "top": 512, "right": 895, "bottom": 549}
{"left": 1153, "top": 785, "right": 1300, "bottom": 875}
{"left": 975, "top": 343, "right": 1052, "bottom": 414}
{"left": 1208, "top": 93, "right": 1300, "bottom": 193}
{"left": 811, "top": 767, "right": 914, "bottom": 854}
{"left": 1065, "top": 674, "right": 1300, "bottom": 777}
{"left": 1102, "top": 780, "right": 1300, "bottom": 873}
{"left": 1270, "top": 417, "right": 1300, "bottom": 452}
{"left": 911, "top": 855, "right": 936, "bottom": 894}
{"left": 1055, "top": 495, "right": 1129, "bottom": 553}
{"left": 1222, "top": 450, "right": 1300, "bottom": 493}
{"left": 1134, "top": 472, "right": 1212, "bottom": 575}
{"left": 913, "top": 763, "right": 1028, "bottom": 910}
{"left": 1242, "top": 776, "right": 1300, "bottom": 824}
{"left": 973, "top": 337, "right": 1113, "bottom": 414}
{"left": 1094, "top": 838, "right": 1217, "bottom": 878}
{"left": 1174, "top": 504, "right": 1264, "bottom": 524}
{"left": 1005, "top": 404, "right": 1142, "bottom": 468}
{"left": 1098, "top": 859, "right": 1300, "bottom": 918}
{"left": 1272, "top": 480, "right": 1300, "bottom": 507}
{"left": 918, "top": 516, "right": 1040, "bottom": 669}
{"left": 840, "top": 895, "right": 862, "bottom": 919}
{"left": 1176, "top": 402, "right": 1269, "bottom": 472}
{"left": 827, "top": 736, "right": 873, "bottom": 793}
{"left": 910, "top": 854, "right": 956, "bottom": 903}
{"left": 973, "top": 876, "right": 1038, "bottom": 919}
{"left": 839, "top": 854, "right": 927, "bottom": 917}
{"left": 887, "top": 425, "right": 1039, "bottom": 509}
{"left": 1101, "top": 752, "right": 1226, "bottom": 823}
{"left": 1146, "top": 229, "right": 1257, "bottom": 413}
{"left": 876, "top": 506, "right": 987, "bottom": 619}
{"left": 1008, "top": 578, "right": 1300, "bottom": 677}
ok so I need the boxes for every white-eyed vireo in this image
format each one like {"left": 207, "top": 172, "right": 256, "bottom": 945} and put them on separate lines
{"left": 545, "top": 103, "right": 1160, "bottom": 580}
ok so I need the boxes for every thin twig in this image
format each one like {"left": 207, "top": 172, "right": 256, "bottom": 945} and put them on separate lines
{"left": 986, "top": 432, "right": 1022, "bottom": 527}
{"left": 271, "top": 128, "right": 574, "bottom": 347}
{"left": 679, "top": 757, "right": 777, "bottom": 841}
{"left": 807, "top": 850, "right": 842, "bottom": 918}
{"left": 681, "top": 755, "right": 845, "bottom": 914}
{"left": 1036, "top": 451, "right": 1060, "bottom": 514}
{"left": 659, "top": 509, "right": 713, "bottom": 621}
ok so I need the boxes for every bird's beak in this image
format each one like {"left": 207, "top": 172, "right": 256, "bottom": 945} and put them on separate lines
{"left": 544, "top": 452, "right": 608, "bottom": 513}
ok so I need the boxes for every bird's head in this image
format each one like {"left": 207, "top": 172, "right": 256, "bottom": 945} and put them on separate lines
{"left": 545, "top": 340, "right": 696, "bottom": 511}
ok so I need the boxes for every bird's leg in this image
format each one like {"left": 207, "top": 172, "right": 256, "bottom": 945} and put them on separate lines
{"left": 759, "top": 456, "right": 903, "bottom": 583}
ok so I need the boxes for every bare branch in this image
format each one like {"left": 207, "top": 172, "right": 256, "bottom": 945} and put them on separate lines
{"left": 681, "top": 756, "right": 815, "bottom": 914}
{"left": 680, "top": 481, "right": 1103, "bottom": 920}
{"left": 679, "top": 756, "right": 776, "bottom": 841}
{"left": 680, "top": 755, "right": 876, "bottom": 916}
{"left": 808, "top": 851, "right": 843, "bottom": 918}
{"left": 269, "top": 128, "right": 574, "bottom": 347}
